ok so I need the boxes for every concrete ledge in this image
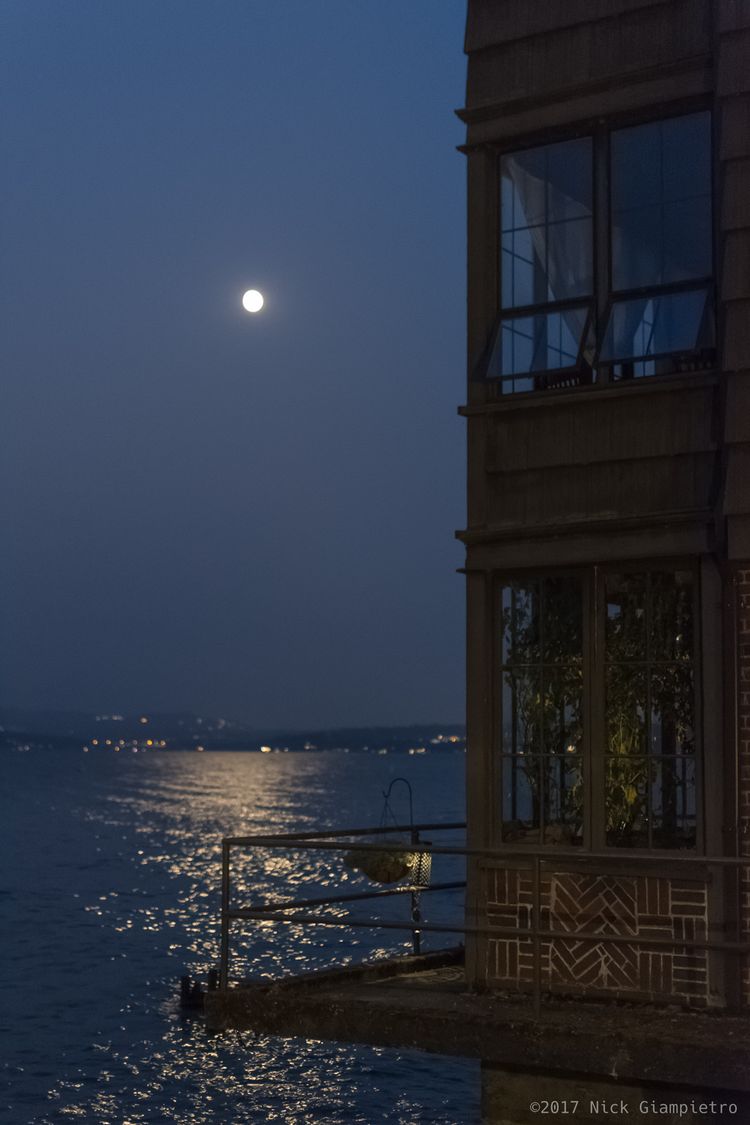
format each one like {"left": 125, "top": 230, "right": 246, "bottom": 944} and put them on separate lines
{"left": 205, "top": 951, "right": 750, "bottom": 1094}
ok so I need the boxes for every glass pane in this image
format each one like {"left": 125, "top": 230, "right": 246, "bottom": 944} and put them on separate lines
{"left": 661, "top": 112, "right": 712, "bottom": 203}
{"left": 501, "top": 227, "right": 535, "bottom": 307}
{"left": 613, "top": 205, "right": 712, "bottom": 289}
{"left": 502, "top": 671, "right": 541, "bottom": 756}
{"left": 501, "top": 138, "right": 593, "bottom": 308}
{"left": 611, "top": 112, "right": 712, "bottom": 290}
{"left": 606, "top": 666, "right": 647, "bottom": 757}
{"left": 502, "top": 146, "right": 548, "bottom": 229}
{"left": 651, "top": 757, "right": 696, "bottom": 849}
{"left": 611, "top": 123, "right": 661, "bottom": 211}
{"left": 606, "top": 573, "right": 646, "bottom": 661}
{"left": 545, "top": 755, "right": 583, "bottom": 843}
{"left": 599, "top": 288, "right": 711, "bottom": 363}
{"left": 651, "top": 666, "right": 695, "bottom": 755}
{"left": 498, "top": 319, "right": 533, "bottom": 377}
{"left": 606, "top": 756, "right": 649, "bottom": 847}
{"left": 542, "top": 576, "right": 583, "bottom": 662}
{"left": 611, "top": 205, "right": 662, "bottom": 290}
{"left": 663, "top": 199, "right": 713, "bottom": 283}
{"left": 501, "top": 138, "right": 593, "bottom": 226}
{"left": 543, "top": 671, "right": 583, "bottom": 756}
{"left": 500, "top": 583, "right": 540, "bottom": 665}
{"left": 502, "top": 757, "right": 540, "bottom": 841}
{"left": 649, "top": 570, "right": 693, "bottom": 661}
{"left": 545, "top": 218, "right": 593, "bottom": 300}
{"left": 543, "top": 307, "right": 587, "bottom": 369}
{"left": 489, "top": 306, "right": 589, "bottom": 377}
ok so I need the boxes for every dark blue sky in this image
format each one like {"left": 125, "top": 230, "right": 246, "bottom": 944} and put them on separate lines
{"left": 1, "top": 1, "right": 467, "bottom": 728}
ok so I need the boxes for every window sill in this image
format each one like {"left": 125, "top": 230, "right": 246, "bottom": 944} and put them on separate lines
{"left": 459, "top": 368, "right": 719, "bottom": 417}
{"left": 478, "top": 848, "right": 713, "bottom": 882}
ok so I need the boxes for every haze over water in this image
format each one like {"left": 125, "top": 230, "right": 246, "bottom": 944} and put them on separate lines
{"left": 2, "top": 746, "right": 477, "bottom": 1123}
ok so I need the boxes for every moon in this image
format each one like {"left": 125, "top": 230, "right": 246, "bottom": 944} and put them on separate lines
{"left": 242, "top": 289, "right": 264, "bottom": 313}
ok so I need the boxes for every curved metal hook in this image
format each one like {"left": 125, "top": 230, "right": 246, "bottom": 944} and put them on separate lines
{"left": 382, "top": 776, "right": 414, "bottom": 829}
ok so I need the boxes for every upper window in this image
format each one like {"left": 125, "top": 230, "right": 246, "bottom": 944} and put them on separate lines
{"left": 610, "top": 114, "right": 711, "bottom": 290}
{"left": 493, "top": 138, "right": 594, "bottom": 394}
{"left": 487, "top": 112, "right": 714, "bottom": 394}
{"left": 501, "top": 138, "right": 593, "bottom": 307}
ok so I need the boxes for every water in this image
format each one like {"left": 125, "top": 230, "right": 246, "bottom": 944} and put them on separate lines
{"left": 1, "top": 747, "right": 478, "bottom": 1123}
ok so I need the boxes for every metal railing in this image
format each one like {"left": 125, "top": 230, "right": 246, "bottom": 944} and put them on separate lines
{"left": 219, "top": 823, "right": 750, "bottom": 1015}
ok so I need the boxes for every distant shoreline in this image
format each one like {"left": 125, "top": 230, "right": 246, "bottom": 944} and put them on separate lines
{"left": 1, "top": 711, "right": 465, "bottom": 756}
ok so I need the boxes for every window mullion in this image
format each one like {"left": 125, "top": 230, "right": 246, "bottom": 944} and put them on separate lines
{"left": 589, "top": 566, "right": 605, "bottom": 850}
{"left": 646, "top": 572, "right": 653, "bottom": 850}
{"left": 594, "top": 126, "right": 610, "bottom": 385}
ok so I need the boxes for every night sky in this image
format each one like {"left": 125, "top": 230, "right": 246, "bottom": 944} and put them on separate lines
{"left": 1, "top": 1, "right": 467, "bottom": 729}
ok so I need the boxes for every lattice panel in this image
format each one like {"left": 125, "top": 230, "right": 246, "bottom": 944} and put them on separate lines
{"left": 482, "top": 866, "right": 709, "bottom": 1004}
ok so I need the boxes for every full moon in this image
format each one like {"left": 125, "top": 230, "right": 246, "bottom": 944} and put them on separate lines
{"left": 242, "top": 289, "right": 264, "bottom": 313}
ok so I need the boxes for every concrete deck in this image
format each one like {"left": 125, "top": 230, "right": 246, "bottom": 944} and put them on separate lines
{"left": 205, "top": 949, "right": 750, "bottom": 1095}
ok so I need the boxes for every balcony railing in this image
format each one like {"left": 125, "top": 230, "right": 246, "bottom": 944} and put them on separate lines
{"left": 219, "top": 824, "right": 750, "bottom": 1014}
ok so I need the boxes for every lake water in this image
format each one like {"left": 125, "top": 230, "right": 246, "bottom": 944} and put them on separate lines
{"left": 1, "top": 747, "right": 478, "bottom": 1123}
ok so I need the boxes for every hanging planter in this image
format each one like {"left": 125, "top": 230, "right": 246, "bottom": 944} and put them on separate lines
{"left": 343, "top": 845, "right": 419, "bottom": 885}
{"left": 343, "top": 778, "right": 432, "bottom": 887}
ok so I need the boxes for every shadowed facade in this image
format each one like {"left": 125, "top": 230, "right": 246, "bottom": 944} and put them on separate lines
{"left": 459, "top": 0, "right": 750, "bottom": 1012}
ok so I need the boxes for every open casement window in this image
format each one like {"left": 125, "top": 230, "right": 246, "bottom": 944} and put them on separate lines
{"left": 496, "top": 567, "right": 700, "bottom": 851}
{"left": 489, "top": 138, "right": 595, "bottom": 394}
{"left": 600, "top": 112, "right": 715, "bottom": 381}
{"left": 487, "top": 111, "right": 715, "bottom": 394}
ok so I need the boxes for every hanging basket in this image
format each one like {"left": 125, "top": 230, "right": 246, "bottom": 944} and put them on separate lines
{"left": 342, "top": 778, "right": 432, "bottom": 886}
{"left": 343, "top": 844, "right": 418, "bottom": 885}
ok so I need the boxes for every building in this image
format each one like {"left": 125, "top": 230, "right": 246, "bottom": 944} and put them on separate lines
{"left": 459, "top": 0, "right": 750, "bottom": 1013}
{"left": 206, "top": 3, "right": 750, "bottom": 1118}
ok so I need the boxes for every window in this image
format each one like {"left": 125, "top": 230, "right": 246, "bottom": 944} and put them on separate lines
{"left": 490, "top": 138, "right": 594, "bottom": 393}
{"left": 497, "top": 567, "right": 698, "bottom": 850}
{"left": 604, "top": 570, "right": 696, "bottom": 849}
{"left": 487, "top": 111, "right": 714, "bottom": 393}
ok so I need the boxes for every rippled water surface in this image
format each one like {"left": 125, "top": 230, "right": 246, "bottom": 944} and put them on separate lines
{"left": 2, "top": 749, "right": 478, "bottom": 1123}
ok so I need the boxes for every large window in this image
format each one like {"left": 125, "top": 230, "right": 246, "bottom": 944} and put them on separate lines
{"left": 497, "top": 567, "right": 698, "bottom": 850}
{"left": 499, "top": 577, "right": 584, "bottom": 844}
{"left": 493, "top": 138, "right": 594, "bottom": 394}
{"left": 487, "top": 111, "right": 714, "bottom": 393}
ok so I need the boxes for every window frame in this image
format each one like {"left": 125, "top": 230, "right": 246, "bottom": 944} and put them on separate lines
{"left": 486, "top": 300, "right": 595, "bottom": 392}
{"left": 493, "top": 568, "right": 592, "bottom": 849}
{"left": 597, "top": 279, "right": 714, "bottom": 369}
{"left": 485, "top": 103, "right": 716, "bottom": 394}
{"left": 491, "top": 134, "right": 597, "bottom": 392}
{"left": 492, "top": 561, "right": 704, "bottom": 855}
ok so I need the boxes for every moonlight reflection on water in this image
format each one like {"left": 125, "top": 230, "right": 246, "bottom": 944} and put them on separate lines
{"left": 2, "top": 749, "right": 477, "bottom": 1123}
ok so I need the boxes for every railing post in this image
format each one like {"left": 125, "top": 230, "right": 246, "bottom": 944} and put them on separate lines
{"left": 220, "top": 840, "right": 231, "bottom": 990}
{"left": 411, "top": 828, "right": 421, "bottom": 956}
{"left": 532, "top": 855, "right": 541, "bottom": 1018}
